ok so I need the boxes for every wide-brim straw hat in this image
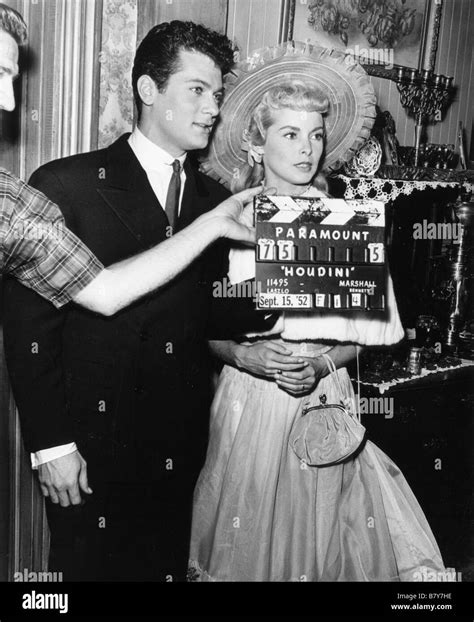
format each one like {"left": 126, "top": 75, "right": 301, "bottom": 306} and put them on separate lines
{"left": 200, "top": 41, "right": 377, "bottom": 188}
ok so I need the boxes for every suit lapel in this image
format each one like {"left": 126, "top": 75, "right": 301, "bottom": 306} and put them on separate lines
{"left": 97, "top": 135, "right": 170, "bottom": 247}
{"left": 97, "top": 136, "right": 212, "bottom": 244}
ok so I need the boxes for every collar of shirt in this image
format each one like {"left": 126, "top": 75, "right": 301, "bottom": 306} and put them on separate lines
{"left": 128, "top": 127, "right": 187, "bottom": 212}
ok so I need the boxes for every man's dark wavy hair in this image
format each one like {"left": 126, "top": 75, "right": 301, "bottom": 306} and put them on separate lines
{"left": 132, "top": 20, "right": 234, "bottom": 118}
{"left": 0, "top": 3, "right": 27, "bottom": 44}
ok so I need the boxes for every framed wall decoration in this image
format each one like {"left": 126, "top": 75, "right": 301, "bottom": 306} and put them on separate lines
{"left": 282, "top": 0, "right": 444, "bottom": 80}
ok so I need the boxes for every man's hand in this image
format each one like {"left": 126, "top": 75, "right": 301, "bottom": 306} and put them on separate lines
{"left": 38, "top": 450, "right": 92, "bottom": 507}
{"left": 235, "top": 340, "right": 308, "bottom": 379}
{"left": 205, "top": 185, "right": 263, "bottom": 244}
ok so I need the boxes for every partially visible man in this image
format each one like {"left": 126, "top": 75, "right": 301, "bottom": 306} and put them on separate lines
{"left": 0, "top": 3, "right": 258, "bottom": 316}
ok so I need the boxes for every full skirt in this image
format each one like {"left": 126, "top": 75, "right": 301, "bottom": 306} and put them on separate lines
{"left": 189, "top": 343, "right": 445, "bottom": 581}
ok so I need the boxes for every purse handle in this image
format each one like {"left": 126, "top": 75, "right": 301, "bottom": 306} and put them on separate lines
{"left": 320, "top": 352, "right": 361, "bottom": 422}
{"left": 321, "top": 353, "right": 344, "bottom": 394}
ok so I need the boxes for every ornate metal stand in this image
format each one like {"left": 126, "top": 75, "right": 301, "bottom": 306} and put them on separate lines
{"left": 445, "top": 200, "right": 474, "bottom": 351}
{"left": 395, "top": 68, "right": 454, "bottom": 167}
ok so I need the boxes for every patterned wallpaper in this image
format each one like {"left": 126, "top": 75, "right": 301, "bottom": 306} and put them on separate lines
{"left": 98, "top": 0, "right": 138, "bottom": 148}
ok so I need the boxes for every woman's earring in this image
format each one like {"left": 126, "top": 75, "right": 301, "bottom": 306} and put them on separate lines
{"left": 247, "top": 144, "right": 264, "bottom": 166}
{"left": 242, "top": 130, "right": 264, "bottom": 167}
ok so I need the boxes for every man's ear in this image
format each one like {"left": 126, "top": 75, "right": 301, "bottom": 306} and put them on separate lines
{"left": 137, "top": 75, "right": 157, "bottom": 108}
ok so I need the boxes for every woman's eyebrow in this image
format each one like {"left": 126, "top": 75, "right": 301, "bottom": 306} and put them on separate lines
{"left": 278, "top": 125, "right": 325, "bottom": 132}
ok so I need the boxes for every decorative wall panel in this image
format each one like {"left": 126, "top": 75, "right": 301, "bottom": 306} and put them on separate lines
{"left": 138, "top": 0, "right": 228, "bottom": 44}
{"left": 98, "top": 0, "right": 138, "bottom": 148}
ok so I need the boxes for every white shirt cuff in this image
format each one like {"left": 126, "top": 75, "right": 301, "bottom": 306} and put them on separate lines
{"left": 31, "top": 443, "right": 78, "bottom": 469}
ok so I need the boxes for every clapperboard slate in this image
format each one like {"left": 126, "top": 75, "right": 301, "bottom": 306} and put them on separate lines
{"left": 255, "top": 195, "right": 386, "bottom": 312}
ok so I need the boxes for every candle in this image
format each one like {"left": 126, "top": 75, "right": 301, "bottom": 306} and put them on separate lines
{"left": 421, "top": 69, "right": 432, "bottom": 83}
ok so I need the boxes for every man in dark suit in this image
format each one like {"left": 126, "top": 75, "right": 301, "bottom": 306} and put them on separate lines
{"left": 3, "top": 21, "right": 274, "bottom": 581}
{"left": 0, "top": 3, "right": 258, "bottom": 316}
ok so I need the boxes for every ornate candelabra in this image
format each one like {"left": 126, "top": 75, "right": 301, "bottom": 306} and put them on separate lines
{"left": 395, "top": 68, "right": 454, "bottom": 167}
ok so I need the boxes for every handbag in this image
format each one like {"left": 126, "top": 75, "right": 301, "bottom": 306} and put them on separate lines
{"left": 289, "top": 353, "right": 366, "bottom": 467}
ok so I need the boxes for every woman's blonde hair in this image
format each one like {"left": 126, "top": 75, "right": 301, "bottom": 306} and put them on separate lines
{"left": 231, "top": 80, "right": 330, "bottom": 194}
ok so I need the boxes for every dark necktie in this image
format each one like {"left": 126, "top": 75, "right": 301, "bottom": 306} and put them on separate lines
{"left": 164, "top": 159, "right": 181, "bottom": 231}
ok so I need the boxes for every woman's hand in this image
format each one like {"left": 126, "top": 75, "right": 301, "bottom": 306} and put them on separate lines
{"left": 235, "top": 341, "right": 308, "bottom": 379}
{"left": 275, "top": 355, "right": 327, "bottom": 397}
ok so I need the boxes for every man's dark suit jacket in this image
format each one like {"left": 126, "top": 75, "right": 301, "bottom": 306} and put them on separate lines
{"left": 2, "top": 134, "right": 269, "bottom": 580}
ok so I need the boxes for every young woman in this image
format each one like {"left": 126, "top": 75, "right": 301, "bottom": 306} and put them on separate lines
{"left": 188, "top": 55, "right": 446, "bottom": 582}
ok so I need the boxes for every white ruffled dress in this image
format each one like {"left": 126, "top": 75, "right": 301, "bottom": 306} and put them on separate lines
{"left": 188, "top": 188, "right": 445, "bottom": 581}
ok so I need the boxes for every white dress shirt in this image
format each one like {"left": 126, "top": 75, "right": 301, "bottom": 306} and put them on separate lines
{"left": 32, "top": 127, "right": 188, "bottom": 469}
{"left": 128, "top": 126, "right": 187, "bottom": 212}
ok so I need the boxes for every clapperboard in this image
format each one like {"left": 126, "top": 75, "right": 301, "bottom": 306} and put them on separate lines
{"left": 255, "top": 195, "right": 387, "bottom": 312}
